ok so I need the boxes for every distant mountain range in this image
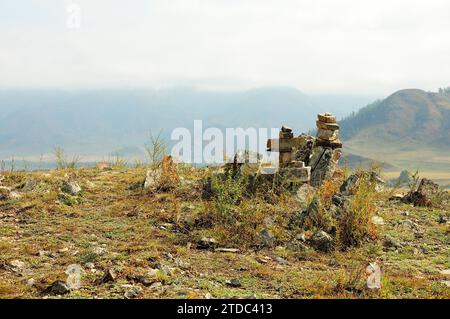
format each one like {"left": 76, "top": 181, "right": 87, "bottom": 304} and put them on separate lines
{"left": 0, "top": 87, "right": 449, "bottom": 174}
{"left": 0, "top": 87, "right": 373, "bottom": 159}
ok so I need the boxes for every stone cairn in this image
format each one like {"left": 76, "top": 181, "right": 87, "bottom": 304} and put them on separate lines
{"left": 266, "top": 112, "right": 342, "bottom": 187}
{"left": 266, "top": 126, "right": 311, "bottom": 185}
{"left": 309, "top": 113, "right": 342, "bottom": 186}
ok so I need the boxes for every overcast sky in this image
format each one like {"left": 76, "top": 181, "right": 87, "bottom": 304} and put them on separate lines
{"left": 1, "top": 0, "right": 449, "bottom": 95}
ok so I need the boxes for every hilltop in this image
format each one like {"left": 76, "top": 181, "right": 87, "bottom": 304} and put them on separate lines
{"left": 340, "top": 89, "right": 450, "bottom": 178}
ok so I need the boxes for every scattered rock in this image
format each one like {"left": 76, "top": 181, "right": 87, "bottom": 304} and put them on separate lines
{"left": 438, "top": 214, "right": 448, "bottom": 224}
{"left": 65, "top": 264, "right": 82, "bottom": 290}
{"left": 366, "top": 262, "right": 382, "bottom": 290}
{"left": 309, "top": 231, "right": 334, "bottom": 252}
{"left": 26, "top": 278, "right": 35, "bottom": 287}
{"left": 197, "top": 237, "right": 218, "bottom": 250}
{"left": 0, "top": 186, "right": 12, "bottom": 200}
{"left": 62, "top": 181, "right": 82, "bottom": 196}
{"left": 7, "top": 260, "right": 26, "bottom": 273}
{"left": 58, "top": 247, "right": 69, "bottom": 254}
{"left": 99, "top": 268, "right": 117, "bottom": 283}
{"left": 85, "top": 262, "right": 95, "bottom": 270}
{"left": 144, "top": 168, "right": 162, "bottom": 191}
{"left": 45, "top": 280, "right": 70, "bottom": 295}
{"left": 275, "top": 256, "right": 289, "bottom": 265}
{"left": 92, "top": 246, "right": 107, "bottom": 256}
{"left": 259, "top": 229, "right": 276, "bottom": 247}
{"left": 230, "top": 150, "right": 263, "bottom": 176}
{"left": 226, "top": 278, "right": 242, "bottom": 288}
{"left": 124, "top": 286, "right": 141, "bottom": 299}
{"left": 383, "top": 235, "right": 402, "bottom": 249}
{"left": 400, "top": 219, "right": 420, "bottom": 231}
{"left": 149, "top": 282, "right": 163, "bottom": 291}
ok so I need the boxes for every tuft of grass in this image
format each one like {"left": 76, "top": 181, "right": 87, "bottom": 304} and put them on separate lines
{"left": 54, "top": 146, "right": 81, "bottom": 169}
{"left": 210, "top": 172, "right": 248, "bottom": 221}
{"left": 337, "top": 174, "right": 378, "bottom": 249}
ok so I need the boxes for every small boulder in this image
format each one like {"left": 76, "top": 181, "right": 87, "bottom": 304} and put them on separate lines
{"left": 98, "top": 268, "right": 117, "bottom": 283}
{"left": 45, "top": 280, "right": 70, "bottom": 295}
{"left": 62, "top": 181, "right": 82, "bottom": 196}
{"left": 65, "top": 264, "right": 82, "bottom": 290}
{"left": 0, "top": 186, "right": 11, "bottom": 200}
{"left": 7, "top": 259, "right": 26, "bottom": 273}
{"left": 124, "top": 286, "right": 141, "bottom": 299}
{"left": 366, "top": 262, "right": 382, "bottom": 290}
{"left": 197, "top": 237, "right": 218, "bottom": 250}
{"left": 226, "top": 278, "right": 242, "bottom": 288}
{"left": 309, "top": 231, "right": 334, "bottom": 252}
{"left": 92, "top": 246, "right": 107, "bottom": 256}
{"left": 383, "top": 235, "right": 402, "bottom": 249}
{"left": 259, "top": 229, "right": 276, "bottom": 247}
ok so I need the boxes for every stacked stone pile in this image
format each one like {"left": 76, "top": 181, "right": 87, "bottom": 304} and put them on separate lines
{"left": 309, "top": 113, "right": 342, "bottom": 186}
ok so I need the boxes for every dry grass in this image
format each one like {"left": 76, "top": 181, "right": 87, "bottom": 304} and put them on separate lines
{"left": 0, "top": 165, "right": 448, "bottom": 299}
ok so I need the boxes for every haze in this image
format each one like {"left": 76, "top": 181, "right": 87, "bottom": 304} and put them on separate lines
{"left": 1, "top": 0, "right": 449, "bottom": 95}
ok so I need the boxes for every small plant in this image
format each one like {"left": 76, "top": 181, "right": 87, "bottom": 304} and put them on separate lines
{"left": 408, "top": 170, "right": 420, "bottom": 193}
{"left": 210, "top": 172, "right": 248, "bottom": 222}
{"left": 337, "top": 174, "right": 377, "bottom": 249}
{"left": 108, "top": 154, "right": 128, "bottom": 169}
{"left": 53, "top": 146, "right": 81, "bottom": 169}
{"left": 58, "top": 193, "right": 78, "bottom": 206}
{"left": 10, "top": 156, "right": 15, "bottom": 172}
{"left": 144, "top": 130, "right": 166, "bottom": 166}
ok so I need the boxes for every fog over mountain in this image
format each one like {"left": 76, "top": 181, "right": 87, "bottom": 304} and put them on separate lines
{"left": 0, "top": 87, "right": 375, "bottom": 160}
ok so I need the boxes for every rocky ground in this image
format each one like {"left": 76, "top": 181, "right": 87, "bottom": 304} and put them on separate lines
{"left": 0, "top": 164, "right": 449, "bottom": 299}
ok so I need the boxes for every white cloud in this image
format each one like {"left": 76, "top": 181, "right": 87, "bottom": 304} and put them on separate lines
{"left": 0, "top": 0, "right": 449, "bottom": 95}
